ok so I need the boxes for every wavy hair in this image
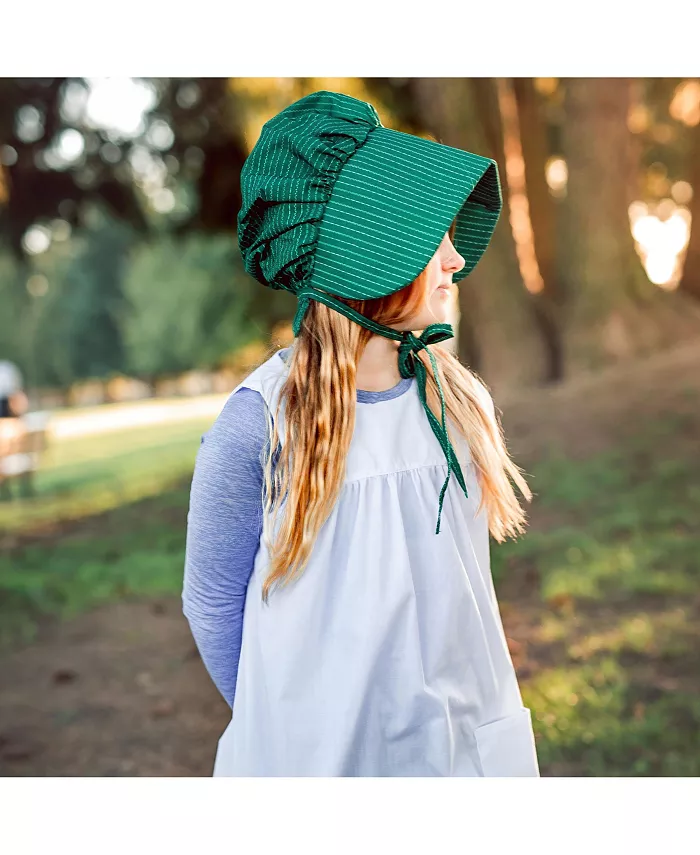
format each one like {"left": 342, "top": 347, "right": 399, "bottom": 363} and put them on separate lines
{"left": 258, "top": 268, "right": 532, "bottom": 602}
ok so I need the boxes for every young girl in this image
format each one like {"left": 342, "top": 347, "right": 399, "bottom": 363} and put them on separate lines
{"left": 183, "top": 90, "right": 540, "bottom": 777}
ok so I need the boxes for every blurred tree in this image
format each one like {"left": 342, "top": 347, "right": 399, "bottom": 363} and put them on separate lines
{"left": 408, "top": 78, "right": 546, "bottom": 392}
{"left": 0, "top": 78, "right": 255, "bottom": 258}
{"left": 26, "top": 212, "right": 134, "bottom": 387}
{"left": 0, "top": 251, "right": 24, "bottom": 365}
{"left": 120, "top": 232, "right": 259, "bottom": 380}
{"left": 511, "top": 78, "right": 564, "bottom": 381}
{"left": 673, "top": 78, "right": 700, "bottom": 302}
{"left": 153, "top": 78, "right": 249, "bottom": 233}
{"left": 60, "top": 215, "right": 133, "bottom": 381}
{"left": 0, "top": 78, "right": 147, "bottom": 257}
{"left": 560, "top": 78, "right": 700, "bottom": 372}
{"left": 680, "top": 117, "right": 700, "bottom": 300}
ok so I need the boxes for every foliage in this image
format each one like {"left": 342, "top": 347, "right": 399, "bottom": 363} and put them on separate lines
{"left": 1, "top": 217, "right": 263, "bottom": 387}
{"left": 0, "top": 251, "right": 26, "bottom": 366}
{"left": 120, "top": 231, "right": 259, "bottom": 377}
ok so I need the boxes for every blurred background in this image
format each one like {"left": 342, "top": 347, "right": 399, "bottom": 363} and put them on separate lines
{"left": 0, "top": 77, "right": 699, "bottom": 777}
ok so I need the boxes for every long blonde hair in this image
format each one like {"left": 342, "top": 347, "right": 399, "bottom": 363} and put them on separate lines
{"left": 259, "top": 269, "right": 532, "bottom": 602}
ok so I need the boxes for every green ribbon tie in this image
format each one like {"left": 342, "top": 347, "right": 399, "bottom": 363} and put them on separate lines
{"left": 293, "top": 286, "right": 468, "bottom": 534}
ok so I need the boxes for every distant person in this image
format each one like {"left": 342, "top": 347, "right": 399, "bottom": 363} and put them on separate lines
{"left": 0, "top": 360, "right": 31, "bottom": 500}
{"left": 183, "top": 92, "right": 539, "bottom": 777}
{"left": 0, "top": 360, "right": 28, "bottom": 419}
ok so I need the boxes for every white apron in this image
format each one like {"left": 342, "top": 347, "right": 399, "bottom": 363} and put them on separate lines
{"left": 212, "top": 350, "right": 540, "bottom": 777}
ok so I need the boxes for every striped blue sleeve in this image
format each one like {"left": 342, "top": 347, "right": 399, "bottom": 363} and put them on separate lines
{"left": 182, "top": 386, "right": 270, "bottom": 709}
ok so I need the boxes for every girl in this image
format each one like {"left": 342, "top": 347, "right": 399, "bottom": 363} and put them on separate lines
{"left": 183, "top": 90, "right": 540, "bottom": 777}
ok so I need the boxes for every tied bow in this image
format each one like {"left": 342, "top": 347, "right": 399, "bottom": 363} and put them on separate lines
{"left": 293, "top": 286, "right": 469, "bottom": 534}
{"left": 397, "top": 327, "right": 469, "bottom": 533}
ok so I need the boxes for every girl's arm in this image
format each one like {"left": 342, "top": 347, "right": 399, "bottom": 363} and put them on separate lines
{"left": 182, "top": 387, "right": 268, "bottom": 709}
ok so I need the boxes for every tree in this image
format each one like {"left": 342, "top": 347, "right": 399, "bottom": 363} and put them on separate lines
{"left": 512, "top": 78, "right": 564, "bottom": 381}
{"left": 0, "top": 78, "right": 146, "bottom": 258}
{"left": 409, "top": 78, "right": 547, "bottom": 393}
{"left": 679, "top": 105, "right": 700, "bottom": 301}
{"left": 560, "top": 78, "right": 700, "bottom": 373}
{"left": 120, "top": 232, "right": 260, "bottom": 379}
{"left": 0, "top": 78, "right": 253, "bottom": 260}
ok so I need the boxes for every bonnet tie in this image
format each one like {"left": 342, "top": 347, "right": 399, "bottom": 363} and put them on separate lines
{"left": 293, "top": 285, "right": 468, "bottom": 534}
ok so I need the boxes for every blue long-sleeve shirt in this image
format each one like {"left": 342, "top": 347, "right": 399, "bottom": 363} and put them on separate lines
{"left": 182, "top": 347, "right": 414, "bottom": 708}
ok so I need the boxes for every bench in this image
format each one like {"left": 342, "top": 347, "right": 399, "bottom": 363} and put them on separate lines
{"left": 0, "top": 412, "right": 49, "bottom": 500}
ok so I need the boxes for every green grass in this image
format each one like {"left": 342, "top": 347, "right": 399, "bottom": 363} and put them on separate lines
{"left": 491, "top": 409, "right": 700, "bottom": 776}
{"left": 524, "top": 658, "right": 700, "bottom": 776}
{"left": 0, "top": 419, "right": 211, "bottom": 646}
{"left": 0, "top": 418, "right": 213, "bottom": 533}
{"left": 1, "top": 401, "right": 699, "bottom": 775}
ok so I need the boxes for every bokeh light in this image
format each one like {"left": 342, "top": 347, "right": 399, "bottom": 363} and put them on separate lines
{"left": 15, "top": 105, "right": 44, "bottom": 143}
{"left": 629, "top": 200, "right": 691, "bottom": 289}
{"left": 151, "top": 188, "right": 176, "bottom": 213}
{"left": 60, "top": 80, "right": 89, "bottom": 124}
{"left": 534, "top": 78, "right": 558, "bottom": 96}
{"left": 0, "top": 144, "right": 18, "bottom": 166}
{"left": 84, "top": 78, "right": 157, "bottom": 139}
{"left": 26, "top": 274, "right": 49, "bottom": 297}
{"left": 669, "top": 80, "right": 700, "bottom": 127}
{"left": 175, "top": 82, "right": 201, "bottom": 110}
{"left": 56, "top": 128, "right": 85, "bottom": 162}
{"left": 627, "top": 103, "right": 650, "bottom": 134}
{"left": 671, "top": 180, "right": 693, "bottom": 205}
{"left": 50, "top": 219, "right": 72, "bottom": 242}
{"left": 545, "top": 156, "right": 568, "bottom": 197}
{"left": 21, "top": 225, "right": 51, "bottom": 255}
{"left": 146, "top": 119, "right": 175, "bottom": 151}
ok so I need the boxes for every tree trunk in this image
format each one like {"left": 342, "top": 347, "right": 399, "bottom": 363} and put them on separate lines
{"left": 508, "top": 78, "right": 564, "bottom": 382}
{"left": 560, "top": 78, "right": 700, "bottom": 372}
{"left": 410, "top": 78, "right": 546, "bottom": 395}
{"left": 679, "top": 118, "right": 700, "bottom": 301}
{"left": 512, "top": 79, "right": 558, "bottom": 291}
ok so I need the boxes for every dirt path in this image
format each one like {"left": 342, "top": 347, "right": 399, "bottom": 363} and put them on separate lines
{"left": 0, "top": 598, "right": 230, "bottom": 776}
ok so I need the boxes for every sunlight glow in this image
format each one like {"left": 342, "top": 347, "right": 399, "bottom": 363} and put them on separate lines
{"left": 84, "top": 78, "right": 157, "bottom": 139}
{"left": 497, "top": 78, "right": 544, "bottom": 295}
{"left": 629, "top": 200, "right": 691, "bottom": 289}
{"left": 669, "top": 80, "right": 700, "bottom": 127}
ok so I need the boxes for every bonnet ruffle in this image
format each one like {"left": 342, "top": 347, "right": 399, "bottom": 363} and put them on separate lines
{"left": 237, "top": 91, "right": 382, "bottom": 294}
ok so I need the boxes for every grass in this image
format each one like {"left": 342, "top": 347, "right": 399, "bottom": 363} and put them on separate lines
{"left": 491, "top": 407, "right": 700, "bottom": 776}
{"left": 0, "top": 418, "right": 211, "bottom": 646}
{"left": 0, "top": 418, "right": 213, "bottom": 534}
{"left": 1, "top": 396, "right": 699, "bottom": 776}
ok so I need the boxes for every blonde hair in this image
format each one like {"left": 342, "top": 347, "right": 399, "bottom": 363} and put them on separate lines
{"left": 259, "top": 268, "right": 532, "bottom": 602}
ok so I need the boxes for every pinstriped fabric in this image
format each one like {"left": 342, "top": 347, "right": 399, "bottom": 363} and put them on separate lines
{"left": 238, "top": 92, "right": 381, "bottom": 294}
{"left": 311, "top": 127, "right": 500, "bottom": 298}
{"left": 237, "top": 91, "right": 501, "bottom": 300}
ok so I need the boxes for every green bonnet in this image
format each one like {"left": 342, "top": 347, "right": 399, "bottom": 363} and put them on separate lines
{"left": 237, "top": 90, "right": 502, "bottom": 534}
